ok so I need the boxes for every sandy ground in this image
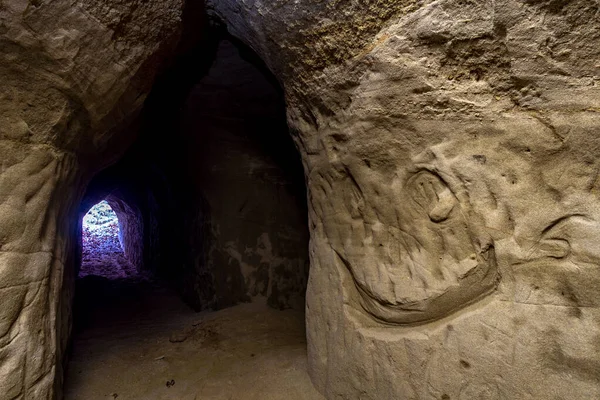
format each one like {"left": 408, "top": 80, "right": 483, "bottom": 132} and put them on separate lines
{"left": 64, "top": 277, "right": 324, "bottom": 400}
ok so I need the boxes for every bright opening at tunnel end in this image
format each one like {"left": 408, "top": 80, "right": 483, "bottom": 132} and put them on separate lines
{"left": 80, "top": 200, "right": 136, "bottom": 279}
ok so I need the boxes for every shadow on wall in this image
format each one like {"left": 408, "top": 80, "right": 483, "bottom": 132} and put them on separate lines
{"left": 179, "top": 36, "right": 310, "bottom": 311}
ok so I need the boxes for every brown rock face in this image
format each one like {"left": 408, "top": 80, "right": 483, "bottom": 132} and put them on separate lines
{"left": 3, "top": 0, "right": 600, "bottom": 398}
{"left": 0, "top": 0, "right": 185, "bottom": 397}
{"left": 210, "top": 0, "right": 600, "bottom": 398}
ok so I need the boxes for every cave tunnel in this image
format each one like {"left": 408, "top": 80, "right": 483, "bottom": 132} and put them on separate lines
{"left": 6, "top": 0, "right": 600, "bottom": 398}
{"left": 64, "top": 27, "right": 316, "bottom": 399}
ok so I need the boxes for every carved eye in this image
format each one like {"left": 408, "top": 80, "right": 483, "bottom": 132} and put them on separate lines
{"left": 407, "top": 170, "right": 457, "bottom": 222}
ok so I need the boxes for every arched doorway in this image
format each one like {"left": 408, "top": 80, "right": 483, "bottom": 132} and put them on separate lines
{"left": 80, "top": 200, "right": 137, "bottom": 279}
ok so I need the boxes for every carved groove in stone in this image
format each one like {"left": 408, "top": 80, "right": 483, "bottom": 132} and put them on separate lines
{"left": 337, "top": 169, "right": 499, "bottom": 325}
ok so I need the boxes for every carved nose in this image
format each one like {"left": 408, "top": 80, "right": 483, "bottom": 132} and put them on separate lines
{"left": 428, "top": 187, "right": 456, "bottom": 222}
{"left": 408, "top": 170, "right": 457, "bottom": 222}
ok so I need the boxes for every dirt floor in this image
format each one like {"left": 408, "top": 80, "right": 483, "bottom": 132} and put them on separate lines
{"left": 64, "top": 276, "right": 324, "bottom": 400}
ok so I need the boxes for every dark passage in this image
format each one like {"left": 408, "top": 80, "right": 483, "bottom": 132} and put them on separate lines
{"left": 65, "top": 29, "right": 317, "bottom": 400}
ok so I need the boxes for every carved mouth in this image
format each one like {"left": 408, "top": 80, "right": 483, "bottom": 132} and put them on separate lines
{"left": 337, "top": 246, "right": 500, "bottom": 326}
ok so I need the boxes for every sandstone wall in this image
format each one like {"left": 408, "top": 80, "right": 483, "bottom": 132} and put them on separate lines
{"left": 3, "top": 0, "right": 600, "bottom": 398}
{"left": 0, "top": 0, "right": 186, "bottom": 396}
{"left": 210, "top": 0, "right": 600, "bottom": 398}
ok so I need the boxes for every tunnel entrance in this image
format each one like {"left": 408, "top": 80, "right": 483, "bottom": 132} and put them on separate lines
{"left": 80, "top": 200, "right": 137, "bottom": 279}
{"left": 65, "top": 31, "right": 318, "bottom": 399}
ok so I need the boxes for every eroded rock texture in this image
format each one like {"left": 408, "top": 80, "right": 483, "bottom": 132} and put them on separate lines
{"left": 210, "top": 0, "right": 600, "bottom": 398}
{"left": 0, "top": 0, "right": 185, "bottom": 397}
{"left": 3, "top": 0, "right": 600, "bottom": 398}
{"left": 0, "top": 142, "right": 78, "bottom": 399}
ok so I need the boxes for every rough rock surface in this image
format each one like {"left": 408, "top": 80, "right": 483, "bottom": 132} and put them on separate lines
{"left": 0, "top": 0, "right": 186, "bottom": 397}
{"left": 209, "top": 0, "right": 600, "bottom": 398}
{"left": 3, "top": 0, "right": 600, "bottom": 398}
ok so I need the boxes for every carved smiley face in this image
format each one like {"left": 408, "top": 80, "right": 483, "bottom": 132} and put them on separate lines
{"left": 343, "top": 168, "right": 499, "bottom": 325}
